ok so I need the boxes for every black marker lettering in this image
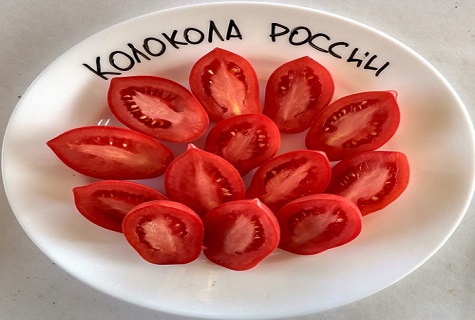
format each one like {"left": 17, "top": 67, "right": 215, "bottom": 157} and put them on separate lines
{"left": 109, "top": 51, "right": 135, "bottom": 71}
{"left": 347, "top": 48, "right": 369, "bottom": 67}
{"left": 162, "top": 30, "right": 188, "bottom": 49}
{"left": 184, "top": 27, "right": 205, "bottom": 44}
{"left": 83, "top": 57, "right": 121, "bottom": 80}
{"left": 226, "top": 19, "right": 242, "bottom": 40}
{"left": 208, "top": 20, "right": 225, "bottom": 42}
{"left": 289, "top": 26, "right": 312, "bottom": 45}
{"left": 127, "top": 43, "right": 151, "bottom": 63}
{"left": 269, "top": 23, "right": 289, "bottom": 42}
{"left": 309, "top": 33, "right": 331, "bottom": 52}
{"left": 328, "top": 41, "right": 349, "bottom": 59}
{"left": 143, "top": 37, "right": 166, "bottom": 57}
{"left": 375, "top": 61, "right": 390, "bottom": 76}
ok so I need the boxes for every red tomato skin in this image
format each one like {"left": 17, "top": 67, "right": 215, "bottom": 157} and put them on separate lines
{"left": 46, "top": 126, "right": 174, "bottom": 180}
{"left": 164, "top": 144, "right": 246, "bottom": 217}
{"left": 276, "top": 194, "right": 362, "bottom": 255}
{"left": 73, "top": 180, "right": 167, "bottom": 233}
{"left": 204, "top": 113, "right": 281, "bottom": 176}
{"left": 305, "top": 91, "right": 400, "bottom": 161}
{"left": 107, "top": 76, "right": 209, "bottom": 142}
{"left": 202, "top": 199, "right": 280, "bottom": 271}
{"left": 246, "top": 150, "right": 332, "bottom": 213}
{"left": 189, "top": 47, "right": 261, "bottom": 122}
{"left": 326, "top": 151, "right": 410, "bottom": 215}
{"left": 263, "top": 56, "right": 334, "bottom": 133}
{"left": 122, "top": 200, "right": 204, "bottom": 265}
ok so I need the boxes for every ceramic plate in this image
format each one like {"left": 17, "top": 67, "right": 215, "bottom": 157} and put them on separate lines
{"left": 3, "top": 2, "right": 474, "bottom": 319}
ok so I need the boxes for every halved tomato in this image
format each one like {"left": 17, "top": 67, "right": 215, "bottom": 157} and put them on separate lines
{"left": 246, "top": 150, "right": 332, "bottom": 213}
{"left": 326, "top": 151, "right": 410, "bottom": 215}
{"left": 263, "top": 56, "right": 334, "bottom": 133}
{"left": 204, "top": 113, "right": 281, "bottom": 176}
{"left": 202, "top": 199, "right": 280, "bottom": 271}
{"left": 276, "top": 194, "right": 362, "bottom": 255}
{"left": 164, "top": 144, "right": 245, "bottom": 216}
{"left": 47, "top": 126, "right": 174, "bottom": 179}
{"left": 305, "top": 91, "right": 400, "bottom": 161}
{"left": 122, "top": 200, "right": 204, "bottom": 265}
{"left": 73, "top": 180, "right": 167, "bottom": 232}
{"left": 189, "top": 47, "right": 261, "bottom": 122}
{"left": 107, "top": 75, "right": 209, "bottom": 142}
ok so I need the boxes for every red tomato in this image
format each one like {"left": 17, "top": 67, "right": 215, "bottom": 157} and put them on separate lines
{"left": 263, "top": 56, "right": 334, "bottom": 133}
{"left": 276, "top": 194, "right": 362, "bottom": 255}
{"left": 107, "top": 76, "right": 209, "bottom": 142}
{"left": 47, "top": 126, "right": 174, "bottom": 179}
{"left": 246, "top": 150, "right": 332, "bottom": 213}
{"left": 189, "top": 47, "right": 261, "bottom": 122}
{"left": 202, "top": 199, "right": 280, "bottom": 271}
{"left": 305, "top": 91, "right": 400, "bottom": 161}
{"left": 122, "top": 200, "right": 204, "bottom": 265}
{"left": 204, "top": 113, "right": 281, "bottom": 176}
{"left": 164, "top": 144, "right": 245, "bottom": 216}
{"left": 326, "top": 151, "right": 410, "bottom": 216}
{"left": 73, "top": 180, "right": 167, "bottom": 232}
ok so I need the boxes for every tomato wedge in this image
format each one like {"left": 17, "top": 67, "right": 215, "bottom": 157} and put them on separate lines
{"left": 189, "top": 47, "right": 261, "bottom": 122}
{"left": 202, "top": 199, "right": 280, "bottom": 271}
{"left": 47, "top": 126, "right": 174, "bottom": 179}
{"left": 122, "top": 200, "right": 204, "bottom": 265}
{"left": 276, "top": 194, "right": 362, "bottom": 255}
{"left": 246, "top": 150, "right": 332, "bottom": 213}
{"left": 326, "top": 151, "right": 410, "bottom": 216}
{"left": 263, "top": 56, "right": 334, "bottom": 133}
{"left": 204, "top": 113, "right": 281, "bottom": 176}
{"left": 107, "top": 76, "right": 209, "bottom": 142}
{"left": 164, "top": 144, "right": 245, "bottom": 216}
{"left": 73, "top": 180, "right": 167, "bottom": 232}
{"left": 305, "top": 91, "right": 400, "bottom": 161}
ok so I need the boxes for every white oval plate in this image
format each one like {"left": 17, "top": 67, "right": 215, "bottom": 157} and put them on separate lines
{"left": 3, "top": 2, "right": 475, "bottom": 319}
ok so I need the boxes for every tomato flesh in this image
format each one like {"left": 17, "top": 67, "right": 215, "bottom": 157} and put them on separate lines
{"left": 276, "top": 194, "right": 362, "bottom": 255}
{"left": 47, "top": 126, "right": 174, "bottom": 179}
{"left": 326, "top": 151, "right": 410, "bottom": 215}
{"left": 202, "top": 199, "right": 280, "bottom": 271}
{"left": 189, "top": 48, "right": 261, "bottom": 122}
{"left": 107, "top": 76, "right": 209, "bottom": 142}
{"left": 164, "top": 144, "right": 245, "bottom": 216}
{"left": 263, "top": 56, "right": 334, "bottom": 133}
{"left": 306, "top": 91, "right": 400, "bottom": 161}
{"left": 204, "top": 113, "right": 280, "bottom": 176}
{"left": 73, "top": 180, "right": 167, "bottom": 232}
{"left": 246, "top": 150, "right": 332, "bottom": 213}
{"left": 122, "top": 200, "right": 204, "bottom": 265}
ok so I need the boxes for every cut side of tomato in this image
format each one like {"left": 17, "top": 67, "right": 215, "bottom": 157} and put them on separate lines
{"left": 189, "top": 47, "right": 261, "bottom": 122}
{"left": 122, "top": 200, "right": 204, "bottom": 265}
{"left": 73, "top": 180, "right": 167, "bottom": 232}
{"left": 204, "top": 113, "right": 281, "bottom": 176}
{"left": 107, "top": 75, "right": 209, "bottom": 142}
{"left": 246, "top": 150, "right": 332, "bottom": 213}
{"left": 164, "top": 144, "right": 245, "bottom": 216}
{"left": 47, "top": 126, "right": 174, "bottom": 179}
{"left": 305, "top": 91, "right": 400, "bottom": 161}
{"left": 263, "top": 56, "right": 334, "bottom": 133}
{"left": 326, "top": 151, "right": 410, "bottom": 216}
{"left": 276, "top": 194, "right": 362, "bottom": 255}
{"left": 202, "top": 199, "right": 280, "bottom": 271}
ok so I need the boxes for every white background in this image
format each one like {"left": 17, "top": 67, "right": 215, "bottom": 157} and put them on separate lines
{"left": 1, "top": 1, "right": 474, "bottom": 319}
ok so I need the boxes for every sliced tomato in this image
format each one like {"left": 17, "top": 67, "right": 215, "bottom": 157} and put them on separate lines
{"left": 246, "top": 150, "right": 332, "bottom": 213}
{"left": 204, "top": 113, "right": 281, "bottom": 176}
{"left": 107, "top": 76, "right": 209, "bottom": 142}
{"left": 164, "top": 144, "right": 245, "bottom": 216}
{"left": 73, "top": 180, "right": 167, "bottom": 232}
{"left": 326, "top": 151, "right": 410, "bottom": 216}
{"left": 263, "top": 56, "right": 334, "bottom": 133}
{"left": 47, "top": 126, "right": 174, "bottom": 179}
{"left": 202, "top": 199, "right": 280, "bottom": 271}
{"left": 122, "top": 200, "right": 204, "bottom": 265}
{"left": 305, "top": 91, "right": 400, "bottom": 161}
{"left": 189, "top": 47, "right": 261, "bottom": 122}
{"left": 276, "top": 194, "right": 362, "bottom": 255}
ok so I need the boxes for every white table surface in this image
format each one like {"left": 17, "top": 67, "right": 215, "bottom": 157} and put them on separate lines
{"left": 1, "top": 1, "right": 474, "bottom": 319}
